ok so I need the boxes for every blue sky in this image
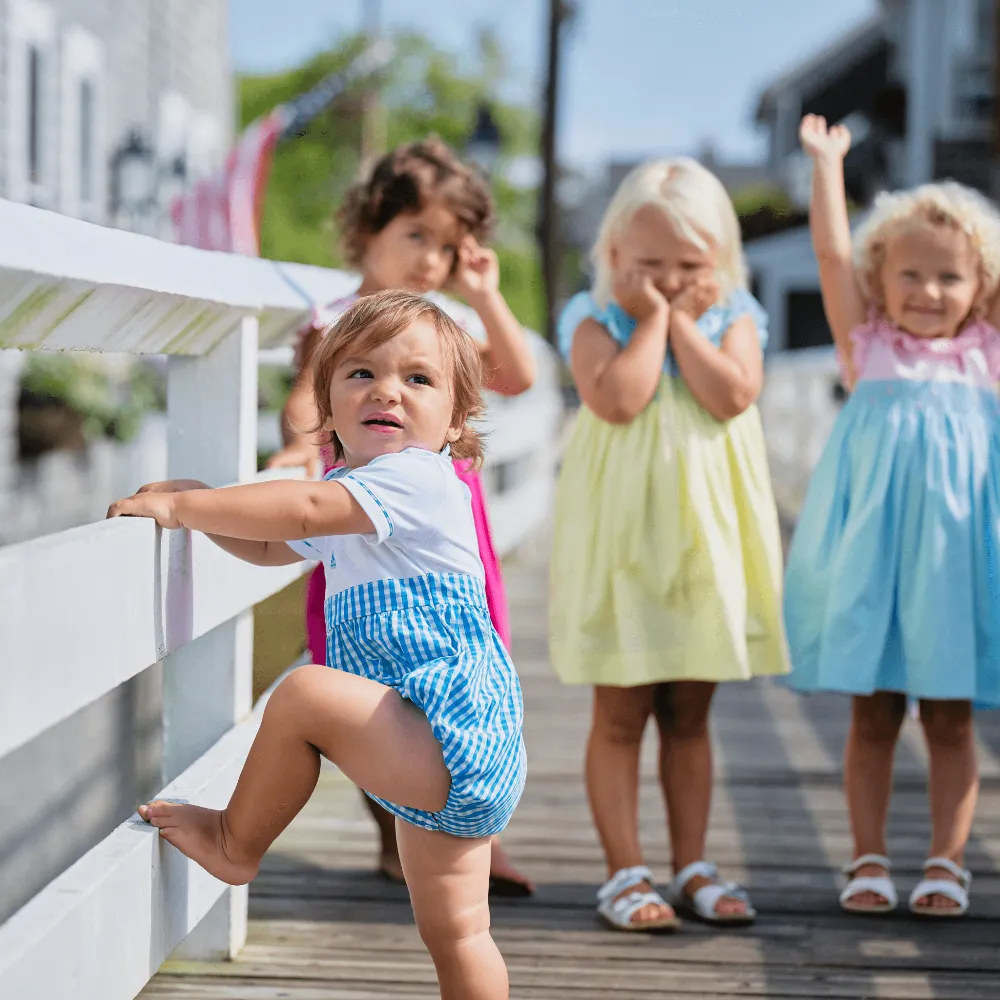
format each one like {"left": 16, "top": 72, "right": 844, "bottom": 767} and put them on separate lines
{"left": 230, "top": 0, "right": 878, "bottom": 167}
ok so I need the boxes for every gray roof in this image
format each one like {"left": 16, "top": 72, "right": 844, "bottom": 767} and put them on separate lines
{"left": 755, "top": 14, "right": 887, "bottom": 122}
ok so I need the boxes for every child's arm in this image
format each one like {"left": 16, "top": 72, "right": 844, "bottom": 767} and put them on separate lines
{"left": 452, "top": 237, "right": 537, "bottom": 396}
{"left": 107, "top": 480, "right": 306, "bottom": 566}
{"left": 107, "top": 479, "right": 373, "bottom": 555}
{"left": 266, "top": 326, "right": 324, "bottom": 478}
{"left": 669, "top": 281, "right": 763, "bottom": 421}
{"left": 800, "top": 114, "right": 866, "bottom": 384}
{"left": 569, "top": 270, "right": 670, "bottom": 425}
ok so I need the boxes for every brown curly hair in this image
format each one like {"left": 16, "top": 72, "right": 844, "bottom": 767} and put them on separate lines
{"left": 311, "top": 289, "right": 485, "bottom": 467}
{"left": 338, "top": 136, "right": 495, "bottom": 270}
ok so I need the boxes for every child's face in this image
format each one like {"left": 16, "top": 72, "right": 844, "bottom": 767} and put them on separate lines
{"left": 880, "top": 223, "right": 982, "bottom": 339}
{"left": 611, "top": 204, "right": 717, "bottom": 300}
{"left": 360, "top": 201, "right": 467, "bottom": 294}
{"left": 326, "top": 318, "right": 463, "bottom": 467}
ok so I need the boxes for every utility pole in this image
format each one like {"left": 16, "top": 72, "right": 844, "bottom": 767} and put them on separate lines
{"left": 360, "top": 0, "right": 386, "bottom": 168}
{"left": 538, "top": 0, "right": 574, "bottom": 344}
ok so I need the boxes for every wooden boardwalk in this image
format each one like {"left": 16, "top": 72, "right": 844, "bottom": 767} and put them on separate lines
{"left": 143, "top": 542, "right": 1000, "bottom": 999}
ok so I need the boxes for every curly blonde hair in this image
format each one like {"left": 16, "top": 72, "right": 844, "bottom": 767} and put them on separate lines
{"left": 310, "top": 290, "right": 485, "bottom": 467}
{"left": 853, "top": 181, "right": 1000, "bottom": 311}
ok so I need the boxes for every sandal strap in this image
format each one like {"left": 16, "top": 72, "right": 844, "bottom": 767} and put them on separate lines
{"left": 922, "top": 857, "right": 971, "bottom": 888}
{"left": 909, "top": 878, "right": 969, "bottom": 912}
{"left": 840, "top": 875, "right": 898, "bottom": 908}
{"left": 690, "top": 880, "right": 754, "bottom": 919}
{"left": 669, "top": 860, "right": 718, "bottom": 898}
{"left": 597, "top": 865, "right": 656, "bottom": 903}
{"left": 841, "top": 853, "right": 892, "bottom": 876}
{"left": 602, "top": 889, "right": 668, "bottom": 922}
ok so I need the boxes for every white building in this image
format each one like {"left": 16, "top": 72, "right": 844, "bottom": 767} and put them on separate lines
{"left": 1, "top": 0, "right": 231, "bottom": 234}
{"left": 749, "top": 0, "right": 996, "bottom": 351}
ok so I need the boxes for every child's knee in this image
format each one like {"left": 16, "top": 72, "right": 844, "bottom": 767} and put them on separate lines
{"left": 413, "top": 897, "right": 491, "bottom": 954}
{"left": 852, "top": 693, "right": 906, "bottom": 742}
{"left": 268, "top": 663, "right": 329, "bottom": 716}
{"left": 919, "top": 700, "right": 973, "bottom": 747}
{"left": 653, "top": 682, "right": 713, "bottom": 740}
{"left": 592, "top": 694, "right": 651, "bottom": 746}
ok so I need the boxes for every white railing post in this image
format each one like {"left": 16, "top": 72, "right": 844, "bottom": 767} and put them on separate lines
{"left": 161, "top": 315, "right": 259, "bottom": 960}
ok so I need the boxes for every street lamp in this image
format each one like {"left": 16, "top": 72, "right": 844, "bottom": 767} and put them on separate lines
{"left": 465, "top": 103, "right": 502, "bottom": 179}
{"left": 109, "top": 129, "right": 156, "bottom": 227}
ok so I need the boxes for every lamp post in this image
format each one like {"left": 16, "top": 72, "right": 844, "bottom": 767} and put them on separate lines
{"left": 538, "top": 0, "right": 576, "bottom": 343}
{"left": 466, "top": 103, "right": 503, "bottom": 179}
{"left": 109, "top": 129, "right": 156, "bottom": 232}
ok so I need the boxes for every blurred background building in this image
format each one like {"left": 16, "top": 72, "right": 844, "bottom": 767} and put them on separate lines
{"left": 751, "top": 0, "right": 997, "bottom": 352}
{"left": 0, "top": 0, "right": 231, "bottom": 235}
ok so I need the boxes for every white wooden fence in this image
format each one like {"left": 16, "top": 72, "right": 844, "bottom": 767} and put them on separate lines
{"left": 0, "top": 199, "right": 562, "bottom": 999}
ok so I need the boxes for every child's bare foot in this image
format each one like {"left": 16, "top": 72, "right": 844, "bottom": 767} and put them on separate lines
{"left": 138, "top": 800, "right": 259, "bottom": 886}
{"left": 378, "top": 850, "right": 405, "bottom": 884}
{"left": 489, "top": 838, "right": 535, "bottom": 897}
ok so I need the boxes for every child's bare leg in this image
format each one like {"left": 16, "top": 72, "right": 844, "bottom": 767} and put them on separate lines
{"left": 360, "top": 794, "right": 532, "bottom": 894}
{"left": 397, "top": 822, "right": 507, "bottom": 1000}
{"left": 842, "top": 692, "right": 906, "bottom": 908}
{"left": 488, "top": 838, "right": 534, "bottom": 896}
{"left": 654, "top": 681, "right": 744, "bottom": 918}
{"left": 586, "top": 684, "right": 674, "bottom": 925}
{"left": 917, "top": 699, "right": 978, "bottom": 911}
{"left": 360, "top": 792, "right": 405, "bottom": 881}
{"left": 140, "top": 664, "right": 450, "bottom": 884}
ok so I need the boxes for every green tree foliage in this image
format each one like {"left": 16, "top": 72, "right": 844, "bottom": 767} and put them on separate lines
{"left": 239, "top": 30, "right": 544, "bottom": 332}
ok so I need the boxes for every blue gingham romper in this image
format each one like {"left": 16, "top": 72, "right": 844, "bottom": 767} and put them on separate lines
{"left": 288, "top": 448, "right": 526, "bottom": 838}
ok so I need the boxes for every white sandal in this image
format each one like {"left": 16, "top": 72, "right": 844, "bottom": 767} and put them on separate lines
{"left": 596, "top": 865, "right": 680, "bottom": 932}
{"left": 839, "top": 854, "right": 897, "bottom": 914}
{"left": 909, "top": 857, "right": 971, "bottom": 918}
{"left": 666, "top": 861, "right": 756, "bottom": 926}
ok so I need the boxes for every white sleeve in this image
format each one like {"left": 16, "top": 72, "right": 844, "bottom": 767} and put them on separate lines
{"left": 286, "top": 535, "right": 330, "bottom": 565}
{"left": 339, "top": 449, "right": 449, "bottom": 544}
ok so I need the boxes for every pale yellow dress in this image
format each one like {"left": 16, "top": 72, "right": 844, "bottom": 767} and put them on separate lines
{"left": 550, "top": 290, "right": 789, "bottom": 687}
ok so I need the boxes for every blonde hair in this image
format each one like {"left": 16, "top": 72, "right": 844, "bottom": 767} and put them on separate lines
{"left": 310, "top": 290, "right": 485, "bottom": 467}
{"left": 853, "top": 181, "right": 1000, "bottom": 308}
{"left": 590, "top": 157, "right": 748, "bottom": 307}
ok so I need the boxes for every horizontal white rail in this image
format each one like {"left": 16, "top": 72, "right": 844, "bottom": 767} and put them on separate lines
{"left": 0, "top": 470, "right": 311, "bottom": 761}
{"left": 0, "top": 673, "right": 278, "bottom": 1000}
{"left": 0, "top": 201, "right": 347, "bottom": 354}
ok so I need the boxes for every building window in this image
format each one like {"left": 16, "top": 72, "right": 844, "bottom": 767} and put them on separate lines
{"left": 27, "top": 45, "right": 41, "bottom": 185}
{"left": 8, "top": 0, "right": 56, "bottom": 204}
{"left": 59, "top": 25, "right": 105, "bottom": 220}
{"left": 79, "top": 79, "right": 94, "bottom": 203}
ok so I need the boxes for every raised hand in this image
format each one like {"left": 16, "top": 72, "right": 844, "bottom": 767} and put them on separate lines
{"left": 799, "top": 114, "right": 851, "bottom": 161}
{"left": 451, "top": 235, "right": 500, "bottom": 302}
{"left": 613, "top": 267, "right": 669, "bottom": 322}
